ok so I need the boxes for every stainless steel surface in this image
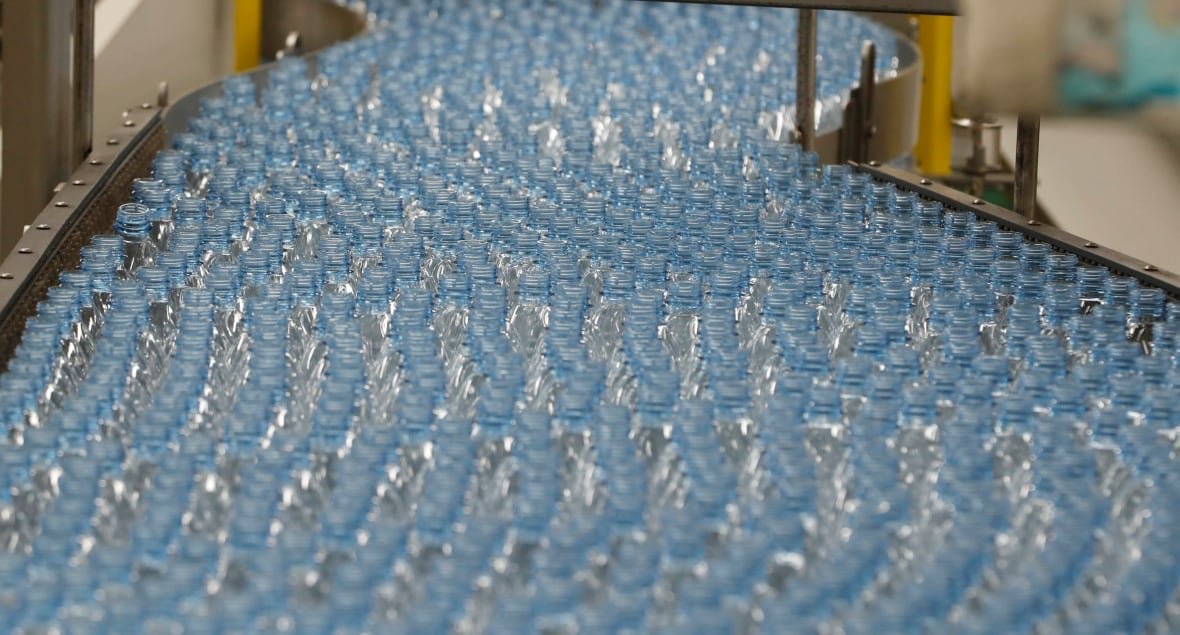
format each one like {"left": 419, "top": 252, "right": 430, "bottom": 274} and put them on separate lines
{"left": 636, "top": 0, "right": 958, "bottom": 14}
{"left": 261, "top": 0, "right": 366, "bottom": 62}
{"left": 1015, "top": 116, "right": 1042, "bottom": 220}
{"left": 0, "top": 102, "right": 164, "bottom": 371}
{"left": 2, "top": 0, "right": 80, "bottom": 256}
{"left": 796, "top": 8, "right": 818, "bottom": 152}
{"left": 860, "top": 162, "right": 1180, "bottom": 299}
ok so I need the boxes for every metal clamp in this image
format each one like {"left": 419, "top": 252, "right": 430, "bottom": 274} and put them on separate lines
{"left": 276, "top": 31, "right": 305, "bottom": 60}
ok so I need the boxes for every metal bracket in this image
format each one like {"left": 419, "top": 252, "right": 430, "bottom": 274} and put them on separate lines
{"left": 158, "top": 81, "right": 171, "bottom": 109}
{"left": 838, "top": 41, "right": 877, "bottom": 163}
{"left": 276, "top": 31, "right": 305, "bottom": 60}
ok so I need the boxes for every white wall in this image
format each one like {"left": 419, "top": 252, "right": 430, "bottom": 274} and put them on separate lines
{"left": 93, "top": 0, "right": 235, "bottom": 145}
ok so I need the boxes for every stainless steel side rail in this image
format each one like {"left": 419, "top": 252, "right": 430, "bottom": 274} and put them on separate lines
{"left": 859, "top": 161, "right": 1180, "bottom": 300}
{"left": 635, "top": 0, "right": 958, "bottom": 14}
{"left": 0, "top": 104, "right": 165, "bottom": 372}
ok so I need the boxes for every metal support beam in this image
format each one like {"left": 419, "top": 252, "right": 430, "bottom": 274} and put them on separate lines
{"left": 636, "top": 0, "right": 959, "bottom": 14}
{"left": 1, "top": 0, "right": 96, "bottom": 258}
{"left": 1014, "top": 116, "right": 1041, "bottom": 220}
{"left": 796, "top": 8, "right": 818, "bottom": 153}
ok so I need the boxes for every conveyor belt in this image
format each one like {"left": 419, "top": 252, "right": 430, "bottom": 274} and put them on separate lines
{"left": 0, "top": 1, "right": 1178, "bottom": 633}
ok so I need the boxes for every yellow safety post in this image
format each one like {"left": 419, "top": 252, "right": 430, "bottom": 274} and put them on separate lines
{"left": 234, "top": 0, "right": 263, "bottom": 72}
{"left": 914, "top": 14, "right": 954, "bottom": 175}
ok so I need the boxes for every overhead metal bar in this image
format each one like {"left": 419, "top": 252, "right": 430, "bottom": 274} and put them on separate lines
{"left": 636, "top": 0, "right": 959, "bottom": 15}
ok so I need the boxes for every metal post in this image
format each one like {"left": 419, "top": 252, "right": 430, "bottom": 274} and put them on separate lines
{"left": 2, "top": 0, "right": 73, "bottom": 256}
{"left": 1, "top": 0, "right": 95, "bottom": 257}
{"left": 73, "top": 0, "right": 96, "bottom": 163}
{"left": 796, "top": 8, "right": 818, "bottom": 153}
{"left": 854, "top": 41, "right": 876, "bottom": 162}
{"left": 1014, "top": 116, "right": 1041, "bottom": 220}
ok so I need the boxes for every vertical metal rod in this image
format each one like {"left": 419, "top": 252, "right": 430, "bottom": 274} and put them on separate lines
{"left": 73, "top": 0, "right": 97, "bottom": 163}
{"left": 856, "top": 41, "right": 876, "bottom": 162}
{"left": 1014, "top": 116, "right": 1041, "bottom": 220}
{"left": 1, "top": 0, "right": 75, "bottom": 257}
{"left": 796, "top": 8, "right": 818, "bottom": 153}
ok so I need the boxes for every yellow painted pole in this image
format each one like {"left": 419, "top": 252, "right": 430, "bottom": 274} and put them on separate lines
{"left": 234, "top": 0, "right": 263, "bottom": 72}
{"left": 914, "top": 15, "right": 954, "bottom": 175}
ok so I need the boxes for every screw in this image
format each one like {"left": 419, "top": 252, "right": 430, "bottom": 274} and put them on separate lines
{"left": 106, "top": 138, "right": 119, "bottom": 145}
{"left": 1027, "top": 220, "right": 1041, "bottom": 226}
{"left": 0, "top": 274, "right": 12, "bottom": 280}
{"left": 89, "top": 160, "right": 104, "bottom": 166}
{"left": 141, "top": 102, "right": 154, "bottom": 110}
{"left": 919, "top": 179, "right": 932, "bottom": 185}
{"left": 72, "top": 180, "right": 86, "bottom": 186}
{"left": 123, "top": 120, "right": 136, "bottom": 127}
{"left": 1145, "top": 265, "right": 1160, "bottom": 272}
{"left": 1085, "top": 242, "right": 1099, "bottom": 248}
{"left": 868, "top": 161, "right": 881, "bottom": 167}
{"left": 35, "top": 224, "right": 51, "bottom": 231}
{"left": 972, "top": 199, "right": 985, "bottom": 205}
{"left": 54, "top": 201, "right": 70, "bottom": 208}
{"left": 18, "top": 248, "right": 34, "bottom": 255}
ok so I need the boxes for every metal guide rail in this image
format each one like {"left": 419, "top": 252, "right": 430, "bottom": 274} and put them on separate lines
{"left": 861, "top": 162, "right": 1180, "bottom": 300}
{"left": 638, "top": 0, "right": 958, "bottom": 13}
